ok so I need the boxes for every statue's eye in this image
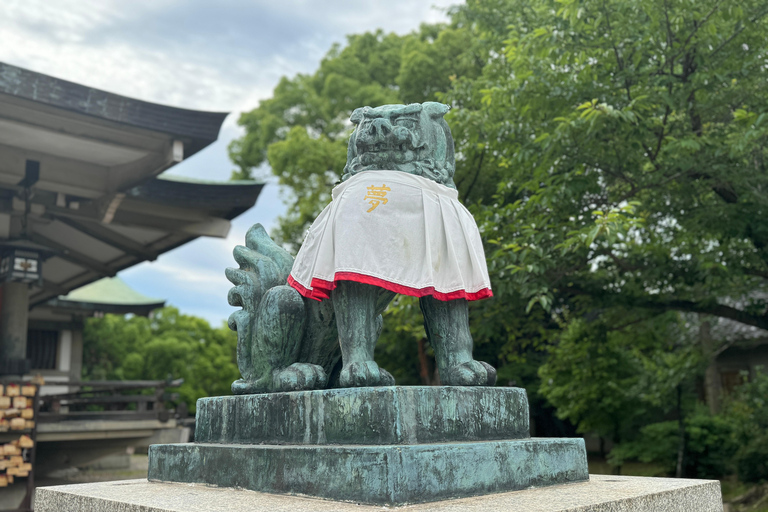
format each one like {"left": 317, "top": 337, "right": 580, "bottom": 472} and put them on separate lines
{"left": 395, "top": 118, "right": 417, "bottom": 129}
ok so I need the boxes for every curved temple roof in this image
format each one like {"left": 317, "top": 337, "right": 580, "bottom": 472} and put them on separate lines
{"left": 0, "top": 62, "right": 263, "bottom": 308}
{"left": 0, "top": 62, "right": 228, "bottom": 157}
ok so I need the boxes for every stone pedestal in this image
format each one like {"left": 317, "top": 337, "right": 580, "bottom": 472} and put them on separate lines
{"left": 34, "top": 475, "right": 725, "bottom": 511}
{"left": 194, "top": 386, "right": 531, "bottom": 444}
{"left": 148, "top": 386, "right": 589, "bottom": 505}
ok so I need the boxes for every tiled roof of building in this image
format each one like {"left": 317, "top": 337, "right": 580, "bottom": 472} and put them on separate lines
{"left": 0, "top": 62, "right": 227, "bottom": 156}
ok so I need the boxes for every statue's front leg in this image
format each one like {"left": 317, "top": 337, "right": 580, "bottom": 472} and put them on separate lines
{"left": 420, "top": 296, "right": 497, "bottom": 386}
{"left": 332, "top": 281, "right": 396, "bottom": 387}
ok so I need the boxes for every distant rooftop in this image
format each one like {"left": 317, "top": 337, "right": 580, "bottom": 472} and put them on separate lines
{"left": 45, "top": 277, "right": 164, "bottom": 316}
{"left": 59, "top": 277, "right": 163, "bottom": 306}
{"left": 156, "top": 173, "right": 257, "bottom": 186}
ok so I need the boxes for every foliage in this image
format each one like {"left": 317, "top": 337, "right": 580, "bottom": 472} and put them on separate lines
{"left": 724, "top": 369, "right": 768, "bottom": 483}
{"left": 539, "top": 317, "right": 643, "bottom": 442}
{"left": 539, "top": 311, "right": 701, "bottom": 444}
{"left": 447, "top": 0, "right": 768, "bottom": 330}
{"left": 609, "top": 407, "right": 738, "bottom": 479}
{"left": 229, "top": 26, "right": 482, "bottom": 248}
{"left": 735, "top": 438, "right": 768, "bottom": 485}
{"left": 82, "top": 307, "right": 238, "bottom": 411}
{"left": 609, "top": 370, "right": 768, "bottom": 481}
{"left": 451, "top": 0, "right": 768, "bottom": 472}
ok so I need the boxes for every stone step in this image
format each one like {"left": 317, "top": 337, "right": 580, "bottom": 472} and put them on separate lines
{"left": 148, "top": 438, "right": 588, "bottom": 505}
{"left": 34, "top": 475, "right": 724, "bottom": 512}
{"left": 195, "top": 386, "right": 530, "bottom": 445}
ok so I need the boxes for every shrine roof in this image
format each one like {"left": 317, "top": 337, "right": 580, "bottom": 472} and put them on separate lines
{"left": 0, "top": 61, "right": 263, "bottom": 308}
{"left": 0, "top": 62, "right": 227, "bottom": 156}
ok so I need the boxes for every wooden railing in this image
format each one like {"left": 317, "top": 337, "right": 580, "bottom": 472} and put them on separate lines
{"left": 37, "top": 378, "right": 185, "bottom": 423}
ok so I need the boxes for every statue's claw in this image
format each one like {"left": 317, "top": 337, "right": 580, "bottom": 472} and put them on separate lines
{"left": 274, "top": 363, "right": 328, "bottom": 392}
{"left": 231, "top": 378, "right": 269, "bottom": 395}
{"left": 339, "top": 361, "right": 395, "bottom": 388}
{"left": 442, "top": 360, "right": 497, "bottom": 386}
{"left": 227, "top": 309, "right": 248, "bottom": 332}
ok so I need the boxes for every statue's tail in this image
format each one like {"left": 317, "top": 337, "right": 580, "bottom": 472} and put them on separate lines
{"left": 226, "top": 224, "right": 296, "bottom": 389}
{"left": 226, "top": 224, "right": 294, "bottom": 316}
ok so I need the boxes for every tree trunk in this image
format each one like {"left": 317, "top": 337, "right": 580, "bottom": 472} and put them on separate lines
{"left": 612, "top": 423, "right": 622, "bottom": 475}
{"left": 675, "top": 384, "right": 686, "bottom": 478}
{"left": 699, "top": 317, "right": 721, "bottom": 414}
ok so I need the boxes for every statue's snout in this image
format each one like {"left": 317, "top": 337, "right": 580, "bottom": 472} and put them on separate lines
{"left": 362, "top": 118, "right": 393, "bottom": 140}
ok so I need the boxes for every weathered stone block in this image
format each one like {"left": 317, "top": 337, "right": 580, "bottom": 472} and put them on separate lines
{"left": 195, "top": 386, "right": 530, "bottom": 445}
{"left": 150, "top": 386, "right": 586, "bottom": 505}
{"left": 33, "top": 475, "right": 725, "bottom": 512}
{"left": 148, "top": 438, "right": 588, "bottom": 505}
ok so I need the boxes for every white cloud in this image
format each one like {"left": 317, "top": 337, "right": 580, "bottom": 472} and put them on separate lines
{"left": 1, "top": 0, "right": 461, "bottom": 325}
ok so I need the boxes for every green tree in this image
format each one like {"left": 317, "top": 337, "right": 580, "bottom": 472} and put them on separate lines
{"left": 83, "top": 307, "right": 239, "bottom": 410}
{"left": 724, "top": 369, "right": 768, "bottom": 482}
{"left": 539, "top": 310, "right": 708, "bottom": 473}
{"left": 229, "top": 25, "right": 483, "bottom": 248}
{"left": 539, "top": 317, "right": 646, "bottom": 445}
{"left": 227, "top": 0, "right": 768, "bottom": 455}
{"left": 448, "top": 0, "right": 768, "bottom": 330}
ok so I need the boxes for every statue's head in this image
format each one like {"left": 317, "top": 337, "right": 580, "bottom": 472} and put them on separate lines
{"left": 342, "top": 102, "right": 456, "bottom": 188}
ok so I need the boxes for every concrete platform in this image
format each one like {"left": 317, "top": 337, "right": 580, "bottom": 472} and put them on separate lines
{"left": 34, "top": 474, "right": 724, "bottom": 511}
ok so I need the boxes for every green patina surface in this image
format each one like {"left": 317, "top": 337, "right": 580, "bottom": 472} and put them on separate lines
{"left": 193, "top": 102, "right": 591, "bottom": 505}
{"left": 195, "top": 386, "right": 530, "bottom": 445}
{"left": 148, "top": 438, "right": 588, "bottom": 506}
{"left": 150, "top": 387, "right": 589, "bottom": 504}
{"left": 226, "top": 102, "right": 497, "bottom": 393}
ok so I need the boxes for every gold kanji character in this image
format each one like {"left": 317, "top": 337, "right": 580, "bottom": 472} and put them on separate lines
{"left": 363, "top": 184, "right": 391, "bottom": 212}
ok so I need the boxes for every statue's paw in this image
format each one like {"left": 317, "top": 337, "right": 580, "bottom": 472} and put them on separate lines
{"left": 231, "top": 378, "right": 269, "bottom": 395}
{"left": 273, "top": 363, "right": 328, "bottom": 392}
{"left": 442, "top": 360, "right": 497, "bottom": 386}
{"left": 339, "top": 361, "right": 395, "bottom": 388}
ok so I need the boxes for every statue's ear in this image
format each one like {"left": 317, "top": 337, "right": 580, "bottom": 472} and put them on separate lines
{"left": 422, "top": 102, "right": 451, "bottom": 119}
{"left": 350, "top": 107, "right": 369, "bottom": 124}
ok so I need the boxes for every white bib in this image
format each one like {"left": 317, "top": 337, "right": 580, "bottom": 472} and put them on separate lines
{"left": 288, "top": 170, "right": 492, "bottom": 301}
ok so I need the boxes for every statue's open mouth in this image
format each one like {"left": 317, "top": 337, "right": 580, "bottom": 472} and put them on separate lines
{"left": 357, "top": 142, "right": 414, "bottom": 154}
{"left": 357, "top": 141, "right": 421, "bottom": 155}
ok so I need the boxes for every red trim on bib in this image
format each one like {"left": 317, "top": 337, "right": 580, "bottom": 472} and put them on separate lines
{"left": 287, "top": 273, "right": 493, "bottom": 302}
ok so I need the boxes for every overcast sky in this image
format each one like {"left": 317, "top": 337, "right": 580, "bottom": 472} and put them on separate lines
{"left": 0, "top": 0, "right": 458, "bottom": 326}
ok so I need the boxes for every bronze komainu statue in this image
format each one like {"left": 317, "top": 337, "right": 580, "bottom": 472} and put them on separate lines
{"left": 227, "top": 102, "right": 496, "bottom": 393}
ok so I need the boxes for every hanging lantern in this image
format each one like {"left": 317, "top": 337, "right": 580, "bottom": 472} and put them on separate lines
{"left": 0, "top": 249, "right": 42, "bottom": 283}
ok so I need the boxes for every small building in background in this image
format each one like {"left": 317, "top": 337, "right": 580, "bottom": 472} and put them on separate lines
{"left": 0, "top": 62, "right": 263, "bottom": 499}
{"left": 28, "top": 276, "right": 165, "bottom": 395}
{"left": 0, "top": 60, "right": 262, "bottom": 380}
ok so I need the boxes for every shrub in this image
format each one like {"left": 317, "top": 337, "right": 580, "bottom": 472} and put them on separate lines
{"left": 724, "top": 369, "right": 768, "bottom": 483}
{"left": 609, "top": 408, "right": 737, "bottom": 479}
